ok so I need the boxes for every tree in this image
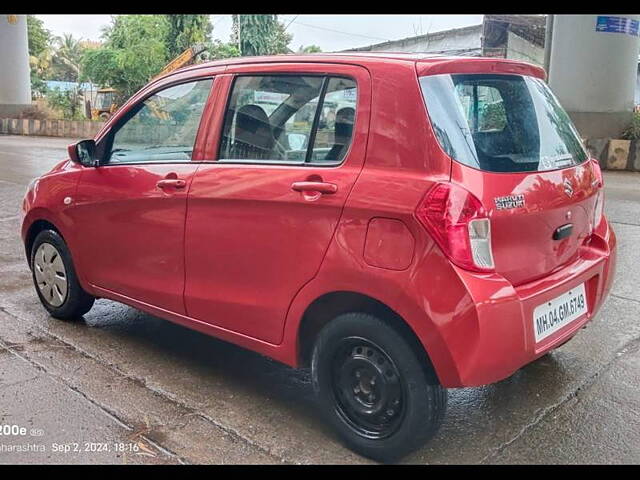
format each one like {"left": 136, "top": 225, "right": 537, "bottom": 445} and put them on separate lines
{"left": 80, "top": 47, "right": 119, "bottom": 87}
{"left": 27, "top": 16, "right": 53, "bottom": 97}
{"left": 207, "top": 39, "right": 240, "bottom": 60}
{"left": 298, "top": 45, "right": 322, "bottom": 53}
{"left": 81, "top": 15, "right": 170, "bottom": 99}
{"left": 26, "top": 15, "right": 51, "bottom": 57}
{"left": 29, "top": 47, "right": 53, "bottom": 97}
{"left": 39, "top": 33, "right": 87, "bottom": 118}
{"left": 51, "top": 33, "right": 85, "bottom": 82}
{"left": 269, "top": 19, "right": 293, "bottom": 54}
{"left": 165, "top": 15, "right": 213, "bottom": 58}
{"left": 47, "top": 87, "right": 84, "bottom": 120}
{"left": 231, "top": 15, "right": 291, "bottom": 56}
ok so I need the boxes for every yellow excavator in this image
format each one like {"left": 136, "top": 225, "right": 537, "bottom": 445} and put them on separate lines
{"left": 89, "top": 88, "right": 118, "bottom": 121}
{"left": 89, "top": 43, "right": 208, "bottom": 121}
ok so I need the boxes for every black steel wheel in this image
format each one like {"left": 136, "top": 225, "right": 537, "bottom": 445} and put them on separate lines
{"left": 312, "top": 312, "right": 447, "bottom": 462}
{"left": 331, "top": 337, "right": 406, "bottom": 440}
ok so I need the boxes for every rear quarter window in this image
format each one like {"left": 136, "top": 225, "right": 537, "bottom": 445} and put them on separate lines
{"left": 419, "top": 73, "right": 588, "bottom": 173}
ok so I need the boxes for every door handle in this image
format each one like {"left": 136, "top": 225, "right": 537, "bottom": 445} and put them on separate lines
{"left": 157, "top": 179, "right": 186, "bottom": 189}
{"left": 291, "top": 181, "right": 338, "bottom": 195}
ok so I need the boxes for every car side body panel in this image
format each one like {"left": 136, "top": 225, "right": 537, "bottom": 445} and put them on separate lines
{"left": 70, "top": 163, "right": 199, "bottom": 314}
{"left": 21, "top": 160, "right": 90, "bottom": 285}
{"left": 183, "top": 63, "right": 372, "bottom": 345}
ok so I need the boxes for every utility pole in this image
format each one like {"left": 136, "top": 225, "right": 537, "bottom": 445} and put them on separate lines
{"left": 237, "top": 15, "right": 242, "bottom": 56}
{"left": 543, "top": 14, "right": 554, "bottom": 81}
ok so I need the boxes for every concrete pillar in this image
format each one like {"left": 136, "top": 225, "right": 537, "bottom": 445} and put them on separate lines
{"left": 548, "top": 14, "right": 640, "bottom": 138}
{"left": 0, "top": 15, "right": 32, "bottom": 117}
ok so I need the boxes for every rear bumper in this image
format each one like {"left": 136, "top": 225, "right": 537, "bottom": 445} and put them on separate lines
{"left": 433, "top": 218, "right": 617, "bottom": 387}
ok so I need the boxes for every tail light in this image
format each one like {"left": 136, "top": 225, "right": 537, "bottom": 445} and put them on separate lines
{"left": 593, "top": 189, "right": 604, "bottom": 229}
{"left": 416, "top": 183, "right": 495, "bottom": 272}
{"left": 590, "top": 158, "right": 604, "bottom": 229}
{"left": 590, "top": 158, "right": 603, "bottom": 188}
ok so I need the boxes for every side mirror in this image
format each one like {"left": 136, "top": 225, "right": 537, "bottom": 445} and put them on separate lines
{"left": 68, "top": 139, "right": 98, "bottom": 167}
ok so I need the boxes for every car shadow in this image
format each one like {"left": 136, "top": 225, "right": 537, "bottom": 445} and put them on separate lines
{"left": 74, "top": 298, "right": 581, "bottom": 464}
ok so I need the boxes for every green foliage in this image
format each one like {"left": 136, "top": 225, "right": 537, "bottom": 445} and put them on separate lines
{"left": 27, "top": 20, "right": 86, "bottom": 84}
{"left": 80, "top": 47, "right": 118, "bottom": 85}
{"left": 27, "top": 15, "right": 51, "bottom": 57}
{"left": 298, "top": 45, "right": 322, "bottom": 53}
{"left": 207, "top": 40, "right": 241, "bottom": 60}
{"left": 81, "top": 15, "right": 170, "bottom": 99}
{"left": 27, "top": 16, "right": 54, "bottom": 98}
{"left": 270, "top": 20, "right": 293, "bottom": 54}
{"left": 232, "top": 15, "right": 292, "bottom": 56}
{"left": 480, "top": 102, "right": 507, "bottom": 131}
{"left": 46, "top": 88, "right": 84, "bottom": 120}
{"left": 79, "top": 14, "right": 225, "bottom": 100}
{"left": 30, "top": 71, "right": 49, "bottom": 98}
{"left": 51, "top": 33, "right": 85, "bottom": 82}
{"left": 39, "top": 13, "right": 289, "bottom": 108}
{"left": 165, "top": 15, "right": 213, "bottom": 58}
{"left": 105, "top": 14, "right": 169, "bottom": 50}
{"left": 621, "top": 112, "right": 640, "bottom": 141}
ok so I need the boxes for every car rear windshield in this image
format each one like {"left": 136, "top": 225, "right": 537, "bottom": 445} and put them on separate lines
{"left": 419, "top": 73, "right": 588, "bottom": 173}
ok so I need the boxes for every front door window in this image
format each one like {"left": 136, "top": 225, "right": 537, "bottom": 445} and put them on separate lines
{"left": 108, "top": 79, "right": 213, "bottom": 164}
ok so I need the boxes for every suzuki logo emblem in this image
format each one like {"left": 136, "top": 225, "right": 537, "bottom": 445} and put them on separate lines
{"left": 563, "top": 179, "right": 574, "bottom": 197}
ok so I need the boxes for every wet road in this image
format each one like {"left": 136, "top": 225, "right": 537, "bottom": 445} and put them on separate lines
{"left": 1, "top": 134, "right": 639, "bottom": 464}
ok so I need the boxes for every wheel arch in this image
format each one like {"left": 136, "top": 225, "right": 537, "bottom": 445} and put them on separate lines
{"left": 24, "top": 219, "right": 64, "bottom": 267}
{"left": 297, "top": 290, "right": 440, "bottom": 384}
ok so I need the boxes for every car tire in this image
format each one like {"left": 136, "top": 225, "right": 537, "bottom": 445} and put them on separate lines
{"left": 311, "top": 312, "right": 447, "bottom": 463}
{"left": 30, "top": 229, "right": 95, "bottom": 320}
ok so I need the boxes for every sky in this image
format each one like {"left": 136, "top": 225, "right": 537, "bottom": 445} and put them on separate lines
{"left": 36, "top": 14, "right": 484, "bottom": 52}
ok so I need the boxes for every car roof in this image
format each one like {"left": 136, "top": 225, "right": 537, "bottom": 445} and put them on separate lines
{"left": 186, "top": 51, "right": 446, "bottom": 68}
{"left": 167, "top": 52, "right": 546, "bottom": 81}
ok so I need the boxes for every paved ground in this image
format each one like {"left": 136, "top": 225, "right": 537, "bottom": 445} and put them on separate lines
{"left": 0, "top": 134, "right": 639, "bottom": 464}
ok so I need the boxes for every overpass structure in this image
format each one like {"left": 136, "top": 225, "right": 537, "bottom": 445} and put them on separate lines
{"left": 0, "top": 15, "right": 31, "bottom": 116}
{"left": 547, "top": 14, "right": 640, "bottom": 138}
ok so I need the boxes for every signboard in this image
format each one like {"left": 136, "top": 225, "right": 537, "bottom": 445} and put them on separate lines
{"left": 254, "top": 91, "right": 288, "bottom": 104}
{"left": 595, "top": 16, "right": 639, "bottom": 37}
{"left": 342, "top": 88, "right": 357, "bottom": 101}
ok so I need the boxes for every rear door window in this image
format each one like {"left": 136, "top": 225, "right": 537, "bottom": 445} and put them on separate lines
{"left": 218, "top": 74, "right": 357, "bottom": 165}
{"left": 219, "top": 75, "right": 324, "bottom": 162}
{"left": 308, "top": 77, "right": 357, "bottom": 163}
{"left": 420, "top": 73, "right": 588, "bottom": 173}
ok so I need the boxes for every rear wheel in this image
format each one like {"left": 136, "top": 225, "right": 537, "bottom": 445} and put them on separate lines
{"left": 311, "top": 312, "right": 447, "bottom": 462}
{"left": 31, "top": 230, "right": 94, "bottom": 320}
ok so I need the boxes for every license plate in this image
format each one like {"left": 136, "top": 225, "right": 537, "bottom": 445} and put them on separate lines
{"left": 533, "top": 283, "right": 588, "bottom": 343}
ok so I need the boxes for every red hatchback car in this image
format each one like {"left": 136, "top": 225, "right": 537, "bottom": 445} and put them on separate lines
{"left": 21, "top": 53, "right": 616, "bottom": 461}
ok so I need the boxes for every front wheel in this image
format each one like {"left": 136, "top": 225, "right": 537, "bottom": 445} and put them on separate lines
{"left": 311, "top": 312, "right": 447, "bottom": 462}
{"left": 31, "top": 229, "right": 95, "bottom": 320}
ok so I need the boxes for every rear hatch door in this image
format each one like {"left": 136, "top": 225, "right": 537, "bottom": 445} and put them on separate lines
{"left": 452, "top": 161, "right": 599, "bottom": 285}
{"left": 420, "top": 71, "right": 599, "bottom": 285}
